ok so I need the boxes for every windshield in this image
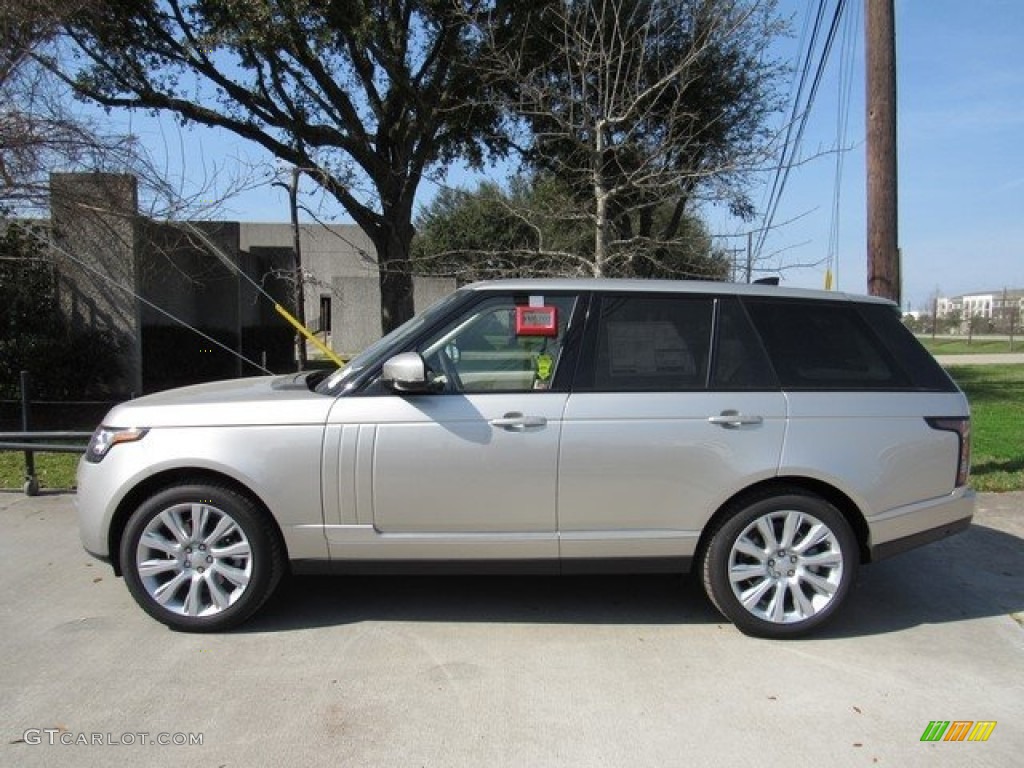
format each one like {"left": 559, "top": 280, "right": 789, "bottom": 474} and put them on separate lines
{"left": 316, "top": 289, "right": 468, "bottom": 395}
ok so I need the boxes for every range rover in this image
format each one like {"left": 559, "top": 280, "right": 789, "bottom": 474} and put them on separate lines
{"left": 77, "top": 279, "right": 974, "bottom": 637}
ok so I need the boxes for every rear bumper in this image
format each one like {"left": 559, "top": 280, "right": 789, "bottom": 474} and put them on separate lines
{"left": 867, "top": 487, "right": 975, "bottom": 562}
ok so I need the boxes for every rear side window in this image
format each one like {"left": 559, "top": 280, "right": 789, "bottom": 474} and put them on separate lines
{"left": 744, "top": 299, "right": 909, "bottom": 390}
{"left": 857, "top": 304, "right": 958, "bottom": 391}
{"left": 577, "top": 295, "right": 713, "bottom": 391}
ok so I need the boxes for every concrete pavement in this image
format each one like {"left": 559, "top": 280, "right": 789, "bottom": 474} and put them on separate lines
{"left": 934, "top": 353, "right": 1024, "bottom": 366}
{"left": 2, "top": 491, "right": 1022, "bottom": 767}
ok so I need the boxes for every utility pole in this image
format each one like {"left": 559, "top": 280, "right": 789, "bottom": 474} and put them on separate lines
{"left": 276, "top": 166, "right": 307, "bottom": 370}
{"left": 866, "top": 0, "right": 900, "bottom": 303}
{"left": 745, "top": 231, "right": 753, "bottom": 284}
{"left": 289, "top": 167, "right": 307, "bottom": 369}
{"left": 726, "top": 248, "right": 743, "bottom": 282}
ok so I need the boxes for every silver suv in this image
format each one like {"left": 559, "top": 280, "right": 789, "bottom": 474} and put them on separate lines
{"left": 77, "top": 279, "right": 974, "bottom": 637}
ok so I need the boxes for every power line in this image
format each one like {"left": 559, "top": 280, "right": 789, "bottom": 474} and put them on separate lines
{"left": 757, "top": 0, "right": 829, "bottom": 247}
{"left": 755, "top": 0, "right": 850, "bottom": 262}
{"left": 826, "top": 0, "right": 860, "bottom": 289}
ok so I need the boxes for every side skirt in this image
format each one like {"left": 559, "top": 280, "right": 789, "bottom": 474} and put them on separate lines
{"left": 290, "top": 556, "right": 692, "bottom": 576}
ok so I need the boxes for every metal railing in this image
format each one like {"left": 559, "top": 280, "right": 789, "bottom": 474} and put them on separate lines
{"left": 0, "top": 432, "right": 91, "bottom": 453}
{"left": 1, "top": 371, "right": 95, "bottom": 496}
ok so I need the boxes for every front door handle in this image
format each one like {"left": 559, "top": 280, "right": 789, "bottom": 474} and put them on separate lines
{"left": 489, "top": 412, "right": 548, "bottom": 430}
{"left": 708, "top": 410, "right": 764, "bottom": 428}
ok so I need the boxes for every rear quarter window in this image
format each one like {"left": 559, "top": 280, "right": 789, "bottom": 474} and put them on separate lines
{"left": 743, "top": 299, "right": 910, "bottom": 390}
{"left": 856, "top": 303, "right": 958, "bottom": 392}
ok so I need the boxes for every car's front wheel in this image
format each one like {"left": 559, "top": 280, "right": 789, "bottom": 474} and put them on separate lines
{"left": 120, "top": 483, "right": 284, "bottom": 632}
{"left": 701, "top": 488, "right": 858, "bottom": 638}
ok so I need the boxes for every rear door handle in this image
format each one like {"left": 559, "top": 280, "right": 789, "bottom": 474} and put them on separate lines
{"left": 708, "top": 410, "right": 764, "bottom": 428}
{"left": 489, "top": 412, "right": 548, "bottom": 430}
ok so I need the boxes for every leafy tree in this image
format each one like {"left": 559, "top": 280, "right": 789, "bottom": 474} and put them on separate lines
{"left": 0, "top": 224, "right": 61, "bottom": 342}
{"left": 43, "top": 0, "right": 507, "bottom": 334}
{"left": 413, "top": 174, "right": 729, "bottom": 282}
{"left": 412, "top": 181, "right": 536, "bottom": 282}
{"left": 944, "top": 309, "right": 963, "bottom": 335}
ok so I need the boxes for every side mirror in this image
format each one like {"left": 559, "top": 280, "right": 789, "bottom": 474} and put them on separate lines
{"left": 381, "top": 352, "right": 437, "bottom": 393}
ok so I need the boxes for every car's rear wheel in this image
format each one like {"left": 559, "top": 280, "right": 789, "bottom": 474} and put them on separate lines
{"left": 120, "top": 483, "right": 283, "bottom": 632}
{"left": 701, "top": 489, "right": 858, "bottom": 638}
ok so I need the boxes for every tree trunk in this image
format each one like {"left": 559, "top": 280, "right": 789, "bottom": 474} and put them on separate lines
{"left": 593, "top": 124, "right": 608, "bottom": 277}
{"left": 373, "top": 222, "right": 416, "bottom": 335}
{"left": 594, "top": 191, "right": 608, "bottom": 277}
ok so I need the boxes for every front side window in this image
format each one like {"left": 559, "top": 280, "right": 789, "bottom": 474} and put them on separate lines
{"left": 577, "top": 295, "right": 714, "bottom": 391}
{"left": 318, "top": 288, "right": 469, "bottom": 394}
{"left": 417, "top": 294, "right": 578, "bottom": 393}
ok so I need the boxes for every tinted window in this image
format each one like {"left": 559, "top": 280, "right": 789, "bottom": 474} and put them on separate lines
{"left": 857, "top": 304, "right": 957, "bottom": 392}
{"left": 744, "top": 299, "right": 909, "bottom": 390}
{"left": 578, "top": 295, "right": 713, "bottom": 391}
{"left": 711, "top": 298, "right": 778, "bottom": 390}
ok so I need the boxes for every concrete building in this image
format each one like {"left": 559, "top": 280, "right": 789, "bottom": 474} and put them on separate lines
{"left": 49, "top": 173, "right": 453, "bottom": 394}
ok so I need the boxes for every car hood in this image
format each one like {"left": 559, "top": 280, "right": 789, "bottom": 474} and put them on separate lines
{"left": 102, "top": 374, "right": 335, "bottom": 428}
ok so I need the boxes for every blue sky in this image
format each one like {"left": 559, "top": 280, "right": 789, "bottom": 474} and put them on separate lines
{"left": 88, "top": 0, "right": 1024, "bottom": 311}
{"left": 750, "top": 0, "right": 1024, "bottom": 310}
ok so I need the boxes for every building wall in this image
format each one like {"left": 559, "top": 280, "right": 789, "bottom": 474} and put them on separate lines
{"left": 240, "top": 221, "right": 454, "bottom": 358}
{"left": 136, "top": 220, "right": 292, "bottom": 390}
{"left": 50, "top": 173, "right": 143, "bottom": 394}
{"left": 49, "top": 174, "right": 456, "bottom": 390}
{"left": 327, "top": 274, "right": 457, "bottom": 357}
{"left": 139, "top": 220, "right": 241, "bottom": 332}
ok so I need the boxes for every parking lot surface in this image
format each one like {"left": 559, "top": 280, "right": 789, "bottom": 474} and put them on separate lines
{"left": 2, "top": 491, "right": 1022, "bottom": 767}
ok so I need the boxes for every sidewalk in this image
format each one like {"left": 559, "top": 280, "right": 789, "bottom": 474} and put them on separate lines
{"left": 934, "top": 353, "right": 1024, "bottom": 366}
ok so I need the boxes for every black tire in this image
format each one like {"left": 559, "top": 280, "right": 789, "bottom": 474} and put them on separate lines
{"left": 700, "top": 488, "right": 858, "bottom": 639}
{"left": 120, "top": 482, "right": 284, "bottom": 632}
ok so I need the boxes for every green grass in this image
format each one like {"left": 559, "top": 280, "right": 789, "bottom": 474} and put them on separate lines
{"left": 919, "top": 337, "right": 1020, "bottom": 355}
{"left": 946, "top": 364, "right": 1024, "bottom": 492}
{"left": 0, "top": 451, "right": 80, "bottom": 491}
{"left": 3, "top": 366, "right": 1021, "bottom": 493}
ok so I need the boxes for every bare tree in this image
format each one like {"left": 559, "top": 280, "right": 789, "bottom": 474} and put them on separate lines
{"left": 2, "top": 2, "right": 286, "bottom": 394}
{"left": 1, "top": 1, "right": 128, "bottom": 213}
{"left": 1, "top": 0, "right": 260, "bottom": 223}
{"left": 472, "top": 0, "right": 786, "bottom": 278}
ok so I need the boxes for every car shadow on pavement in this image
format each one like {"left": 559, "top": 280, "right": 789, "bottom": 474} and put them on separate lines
{"left": 242, "top": 523, "right": 1023, "bottom": 638}
{"left": 820, "top": 522, "right": 1024, "bottom": 639}
{"left": 246, "top": 571, "right": 723, "bottom": 632}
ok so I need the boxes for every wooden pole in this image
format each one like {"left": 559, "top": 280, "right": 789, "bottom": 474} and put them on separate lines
{"left": 866, "top": 0, "right": 900, "bottom": 303}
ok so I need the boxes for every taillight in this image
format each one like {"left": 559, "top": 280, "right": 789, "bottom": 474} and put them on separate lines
{"left": 925, "top": 417, "right": 971, "bottom": 487}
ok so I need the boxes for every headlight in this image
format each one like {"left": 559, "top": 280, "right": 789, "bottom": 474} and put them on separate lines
{"left": 85, "top": 426, "right": 148, "bottom": 463}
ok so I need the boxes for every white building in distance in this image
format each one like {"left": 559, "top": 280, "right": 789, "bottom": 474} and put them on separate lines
{"left": 935, "top": 288, "right": 1024, "bottom": 331}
